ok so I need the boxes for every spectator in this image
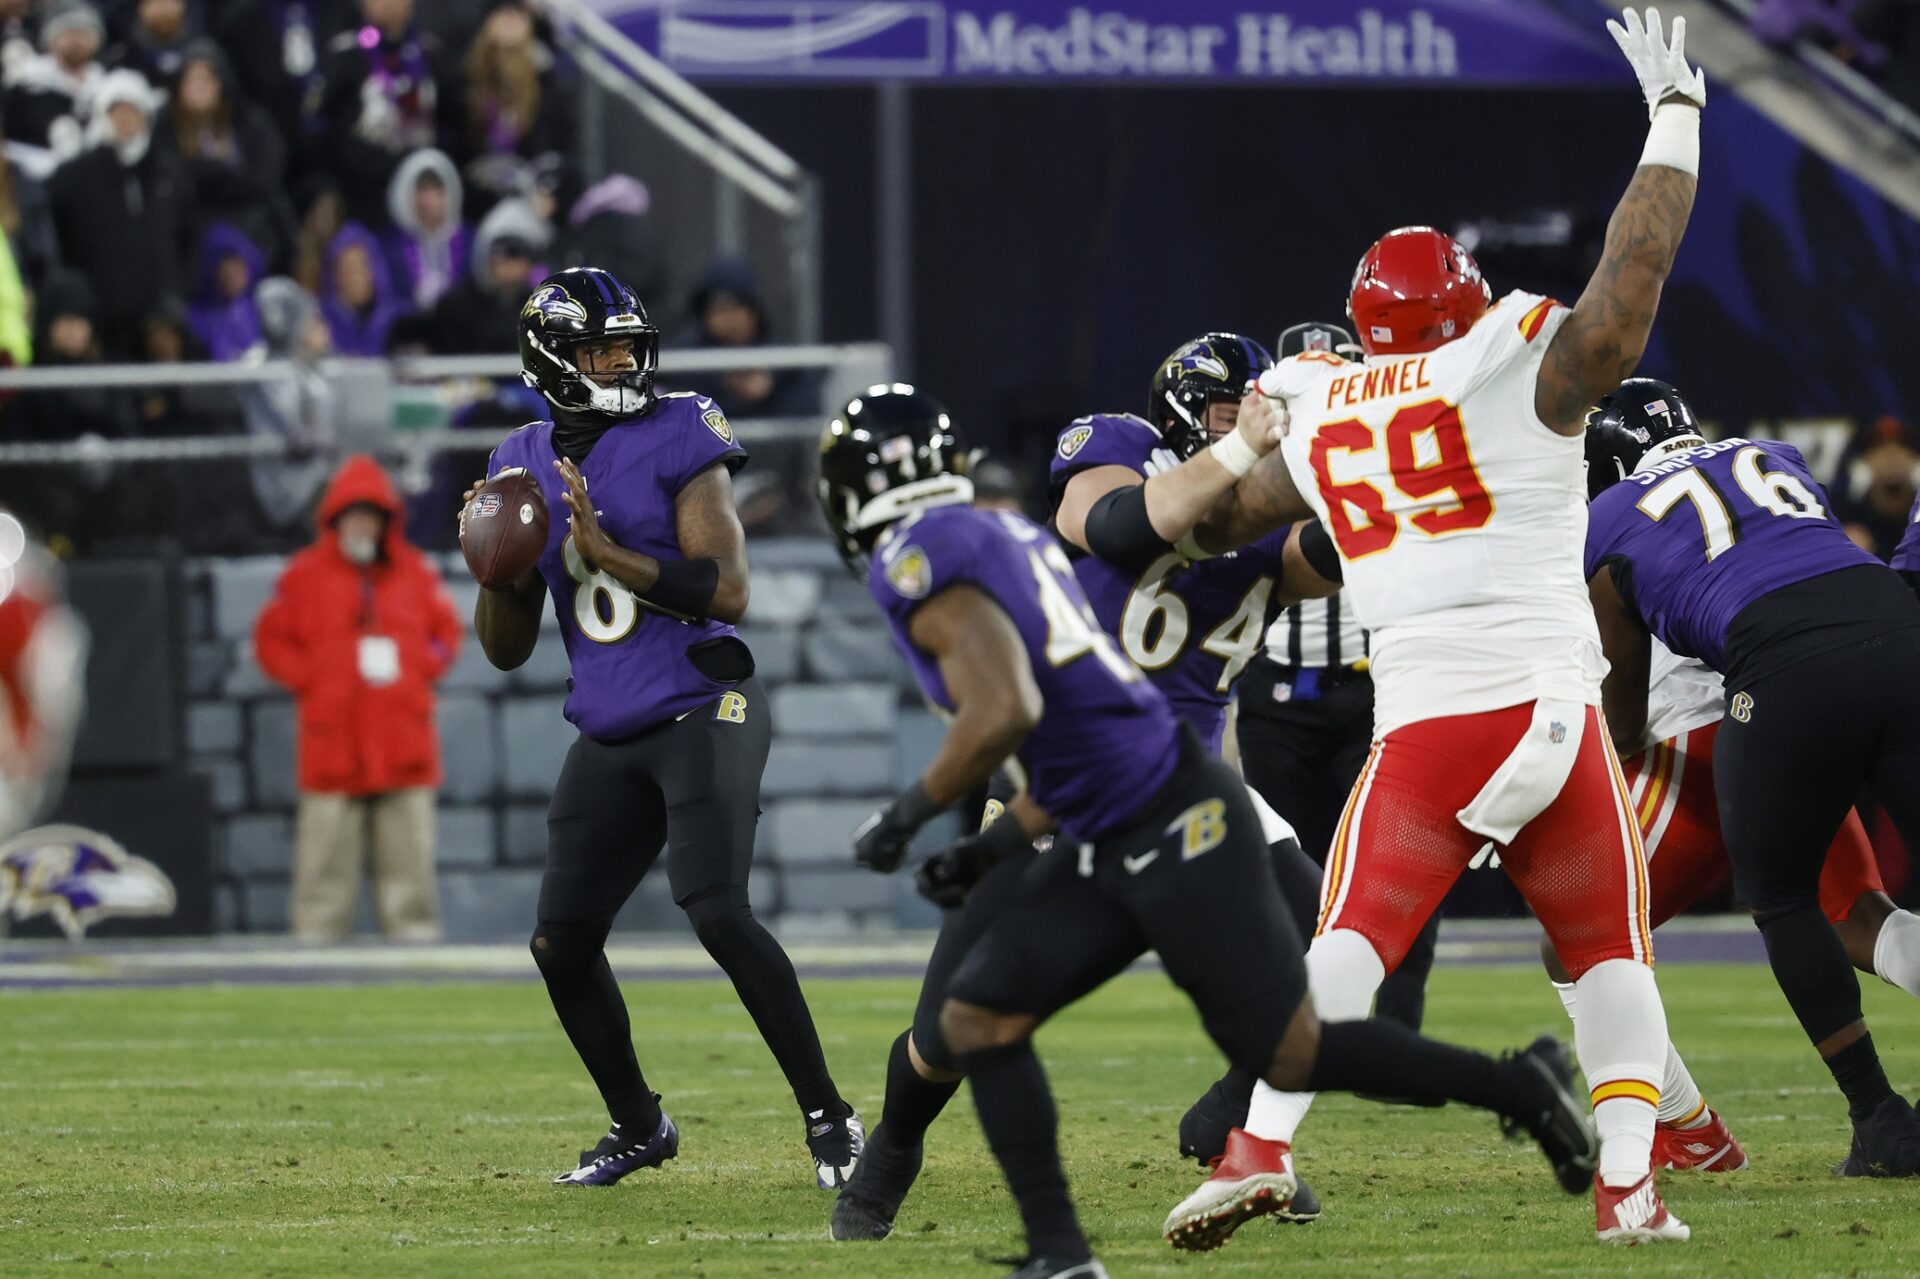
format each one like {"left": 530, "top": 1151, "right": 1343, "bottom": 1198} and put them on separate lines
{"left": 215, "top": 0, "right": 351, "bottom": 152}
{"left": 311, "top": 0, "right": 453, "bottom": 224}
{"left": 319, "top": 220, "right": 403, "bottom": 355}
{"left": 159, "top": 39, "right": 291, "bottom": 263}
{"left": 104, "top": 0, "right": 192, "bottom": 89}
{"left": 0, "top": 0, "right": 38, "bottom": 85}
{"left": 252, "top": 452, "right": 460, "bottom": 943}
{"left": 243, "top": 275, "right": 335, "bottom": 534}
{"left": 674, "top": 257, "right": 822, "bottom": 417}
{"left": 46, "top": 68, "right": 191, "bottom": 358}
{"left": 186, "top": 219, "right": 264, "bottom": 361}
{"left": 458, "top": 0, "right": 571, "bottom": 219}
{"left": 1837, "top": 414, "right": 1920, "bottom": 557}
{"left": 133, "top": 296, "right": 220, "bottom": 435}
{"left": 1855, "top": 0, "right": 1920, "bottom": 115}
{"left": 383, "top": 147, "right": 467, "bottom": 311}
{"left": 421, "top": 194, "right": 543, "bottom": 353}
{"left": 0, "top": 227, "right": 25, "bottom": 365}
{"left": 46, "top": 69, "right": 191, "bottom": 356}
{"left": 3, "top": 0, "right": 105, "bottom": 154}
{"left": 0, "top": 114, "right": 58, "bottom": 290}
{"left": 290, "top": 174, "right": 345, "bottom": 295}
{"left": 555, "top": 174, "right": 664, "bottom": 312}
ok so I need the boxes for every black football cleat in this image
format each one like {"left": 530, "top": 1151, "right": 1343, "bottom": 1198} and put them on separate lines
{"left": 830, "top": 1124, "right": 924, "bottom": 1240}
{"left": 1273, "top": 1175, "right": 1322, "bottom": 1223}
{"left": 808, "top": 1104, "right": 866, "bottom": 1190}
{"left": 1835, "top": 1095, "right": 1920, "bottom": 1177}
{"left": 1498, "top": 1036, "right": 1599, "bottom": 1194}
{"left": 1004, "top": 1257, "right": 1110, "bottom": 1279}
{"left": 1179, "top": 1069, "right": 1256, "bottom": 1166}
{"left": 552, "top": 1108, "right": 679, "bottom": 1186}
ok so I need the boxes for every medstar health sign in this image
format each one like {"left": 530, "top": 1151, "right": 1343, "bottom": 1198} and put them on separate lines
{"left": 590, "top": 1, "right": 1624, "bottom": 84}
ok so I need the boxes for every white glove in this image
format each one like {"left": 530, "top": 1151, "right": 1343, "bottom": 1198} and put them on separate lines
{"left": 1467, "top": 841, "right": 1503, "bottom": 871}
{"left": 1607, "top": 7, "right": 1706, "bottom": 119}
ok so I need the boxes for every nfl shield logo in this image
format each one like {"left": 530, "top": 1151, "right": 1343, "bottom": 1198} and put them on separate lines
{"left": 473, "top": 492, "right": 503, "bottom": 519}
{"left": 1548, "top": 721, "right": 1567, "bottom": 744}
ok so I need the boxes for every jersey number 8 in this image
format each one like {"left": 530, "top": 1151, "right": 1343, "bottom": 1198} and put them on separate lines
{"left": 1309, "top": 399, "right": 1493, "bottom": 559}
{"left": 564, "top": 535, "right": 640, "bottom": 643}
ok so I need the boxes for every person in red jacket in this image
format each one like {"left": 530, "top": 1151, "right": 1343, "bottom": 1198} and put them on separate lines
{"left": 254, "top": 454, "right": 461, "bottom": 942}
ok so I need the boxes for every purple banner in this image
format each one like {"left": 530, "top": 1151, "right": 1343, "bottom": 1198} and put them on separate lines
{"left": 587, "top": 0, "right": 1627, "bottom": 84}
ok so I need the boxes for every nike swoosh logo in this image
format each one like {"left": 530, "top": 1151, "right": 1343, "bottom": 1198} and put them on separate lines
{"left": 1122, "top": 850, "right": 1159, "bottom": 875}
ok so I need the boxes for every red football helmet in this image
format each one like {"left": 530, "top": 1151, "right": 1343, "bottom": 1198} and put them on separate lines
{"left": 1347, "top": 227, "right": 1492, "bottom": 356}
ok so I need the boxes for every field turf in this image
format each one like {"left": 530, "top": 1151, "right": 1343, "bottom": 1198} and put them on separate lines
{"left": 3, "top": 963, "right": 1920, "bottom": 1277}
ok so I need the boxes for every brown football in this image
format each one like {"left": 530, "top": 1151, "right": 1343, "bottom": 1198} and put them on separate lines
{"left": 460, "top": 468, "right": 549, "bottom": 589}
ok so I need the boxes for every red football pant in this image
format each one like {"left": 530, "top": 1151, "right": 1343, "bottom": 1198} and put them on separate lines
{"left": 1623, "top": 721, "right": 1884, "bottom": 926}
{"left": 1318, "top": 703, "right": 1651, "bottom": 980}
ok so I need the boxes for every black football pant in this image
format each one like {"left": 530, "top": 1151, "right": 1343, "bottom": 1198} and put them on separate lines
{"left": 529, "top": 677, "right": 842, "bottom": 1126}
{"left": 1718, "top": 572, "right": 1920, "bottom": 1060}
{"left": 1236, "top": 662, "right": 1438, "bottom": 1028}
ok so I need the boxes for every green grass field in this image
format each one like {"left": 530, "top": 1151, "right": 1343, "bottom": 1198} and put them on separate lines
{"left": 3, "top": 964, "right": 1919, "bottom": 1277}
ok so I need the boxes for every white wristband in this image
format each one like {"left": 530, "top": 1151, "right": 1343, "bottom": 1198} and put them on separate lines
{"left": 1638, "top": 102, "right": 1700, "bottom": 177}
{"left": 1209, "top": 430, "right": 1260, "bottom": 479}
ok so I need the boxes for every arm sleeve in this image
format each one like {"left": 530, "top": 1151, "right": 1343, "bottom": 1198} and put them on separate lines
{"left": 1082, "top": 481, "right": 1172, "bottom": 570}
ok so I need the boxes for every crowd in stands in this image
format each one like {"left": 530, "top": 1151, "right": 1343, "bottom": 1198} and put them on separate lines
{"left": 0, "top": 0, "right": 820, "bottom": 552}
{"left": 1751, "top": 0, "right": 1920, "bottom": 117}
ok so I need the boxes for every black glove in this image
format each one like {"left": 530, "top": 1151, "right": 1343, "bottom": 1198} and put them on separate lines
{"left": 915, "top": 812, "right": 1031, "bottom": 908}
{"left": 852, "top": 782, "right": 939, "bottom": 874}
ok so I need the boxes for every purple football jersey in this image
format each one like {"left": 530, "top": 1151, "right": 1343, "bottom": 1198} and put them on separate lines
{"left": 869, "top": 504, "right": 1181, "bottom": 844}
{"left": 1584, "top": 437, "right": 1879, "bottom": 670}
{"left": 1892, "top": 492, "right": 1920, "bottom": 574}
{"left": 1049, "top": 413, "right": 1291, "bottom": 748}
{"left": 489, "top": 392, "right": 748, "bottom": 739}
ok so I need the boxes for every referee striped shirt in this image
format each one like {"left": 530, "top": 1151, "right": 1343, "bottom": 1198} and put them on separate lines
{"left": 1265, "top": 590, "right": 1369, "bottom": 669}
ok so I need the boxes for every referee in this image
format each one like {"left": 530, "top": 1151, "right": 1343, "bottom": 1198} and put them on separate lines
{"left": 1234, "top": 321, "right": 1439, "bottom": 1034}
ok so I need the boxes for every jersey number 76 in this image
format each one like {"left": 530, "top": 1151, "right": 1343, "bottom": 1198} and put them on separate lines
{"left": 1635, "top": 446, "right": 1825, "bottom": 560}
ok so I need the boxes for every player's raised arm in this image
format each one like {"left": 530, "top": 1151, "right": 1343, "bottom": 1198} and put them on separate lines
{"left": 1589, "top": 565, "right": 1653, "bottom": 752}
{"left": 1535, "top": 7, "right": 1705, "bottom": 435}
{"left": 852, "top": 584, "right": 1042, "bottom": 873}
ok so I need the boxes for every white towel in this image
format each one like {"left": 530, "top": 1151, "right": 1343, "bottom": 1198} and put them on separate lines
{"left": 1455, "top": 700, "right": 1587, "bottom": 846}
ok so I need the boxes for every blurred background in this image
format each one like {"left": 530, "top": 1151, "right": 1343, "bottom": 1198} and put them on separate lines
{"left": 3, "top": 0, "right": 1918, "bottom": 943}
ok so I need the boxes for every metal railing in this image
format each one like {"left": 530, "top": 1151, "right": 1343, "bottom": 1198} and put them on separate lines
{"left": 0, "top": 343, "right": 894, "bottom": 466}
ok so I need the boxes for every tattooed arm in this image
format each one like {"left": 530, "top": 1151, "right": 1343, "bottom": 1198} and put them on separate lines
{"left": 1533, "top": 158, "right": 1697, "bottom": 435}
{"left": 1536, "top": 8, "right": 1707, "bottom": 435}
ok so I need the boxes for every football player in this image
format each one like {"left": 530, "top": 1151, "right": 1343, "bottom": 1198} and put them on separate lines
{"left": 1168, "top": 6, "right": 1705, "bottom": 1245}
{"left": 1893, "top": 491, "right": 1920, "bottom": 599}
{"left": 467, "top": 267, "right": 861, "bottom": 1190}
{"left": 1583, "top": 379, "right": 1920, "bottom": 1176}
{"left": 818, "top": 388, "right": 1596, "bottom": 1279}
{"left": 828, "top": 346, "right": 1348, "bottom": 1240}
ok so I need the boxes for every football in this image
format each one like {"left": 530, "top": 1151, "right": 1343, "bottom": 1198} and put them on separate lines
{"left": 460, "top": 468, "right": 548, "bottom": 590}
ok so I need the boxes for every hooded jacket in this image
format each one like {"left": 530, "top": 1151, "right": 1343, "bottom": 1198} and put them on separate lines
{"left": 319, "top": 221, "right": 406, "bottom": 357}
{"left": 186, "top": 220, "right": 264, "bottom": 361}
{"left": 253, "top": 454, "right": 461, "bottom": 795}
{"left": 158, "top": 39, "right": 292, "bottom": 262}
{"left": 383, "top": 147, "right": 469, "bottom": 310}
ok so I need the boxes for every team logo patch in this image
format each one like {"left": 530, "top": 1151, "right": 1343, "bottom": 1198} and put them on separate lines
{"left": 472, "top": 492, "right": 503, "bottom": 519}
{"left": 1057, "top": 425, "right": 1095, "bottom": 459}
{"left": 702, "top": 408, "right": 734, "bottom": 444}
{"left": 885, "top": 545, "right": 932, "bottom": 599}
{"left": 1730, "top": 692, "right": 1754, "bottom": 723}
{"left": 522, "top": 284, "right": 587, "bottom": 324}
{"left": 0, "top": 825, "right": 176, "bottom": 940}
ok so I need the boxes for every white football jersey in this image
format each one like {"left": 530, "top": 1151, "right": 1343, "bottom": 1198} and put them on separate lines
{"left": 1643, "top": 638, "right": 1723, "bottom": 750}
{"left": 1268, "top": 290, "right": 1606, "bottom": 735}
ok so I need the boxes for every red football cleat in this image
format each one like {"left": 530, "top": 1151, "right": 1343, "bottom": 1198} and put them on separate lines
{"left": 1594, "top": 1171, "right": 1690, "bottom": 1244}
{"left": 1162, "top": 1128, "right": 1298, "bottom": 1252}
{"left": 1654, "top": 1108, "right": 1748, "bottom": 1172}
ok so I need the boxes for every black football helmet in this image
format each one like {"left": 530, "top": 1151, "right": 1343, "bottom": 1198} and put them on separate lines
{"left": 1149, "top": 332, "right": 1275, "bottom": 459}
{"left": 518, "top": 267, "right": 659, "bottom": 415}
{"left": 1583, "top": 377, "right": 1706, "bottom": 500}
{"left": 817, "top": 385, "right": 973, "bottom": 578}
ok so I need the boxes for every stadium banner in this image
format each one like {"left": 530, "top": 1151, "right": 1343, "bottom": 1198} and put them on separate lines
{"left": 585, "top": 0, "right": 1625, "bottom": 84}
